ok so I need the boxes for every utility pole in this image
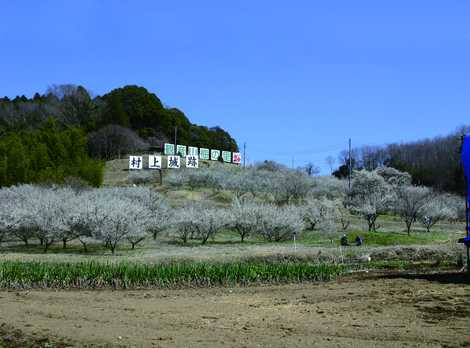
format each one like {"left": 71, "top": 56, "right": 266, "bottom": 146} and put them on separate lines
{"left": 173, "top": 126, "right": 177, "bottom": 155}
{"left": 461, "top": 134, "right": 470, "bottom": 272}
{"left": 348, "top": 138, "right": 352, "bottom": 191}
{"left": 243, "top": 142, "right": 246, "bottom": 168}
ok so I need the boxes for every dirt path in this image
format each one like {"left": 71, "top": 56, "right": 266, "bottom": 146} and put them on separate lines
{"left": 1, "top": 274, "right": 469, "bottom": 347}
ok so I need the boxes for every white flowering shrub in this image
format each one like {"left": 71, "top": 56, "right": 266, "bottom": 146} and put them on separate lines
{"left": 375, "top": 167, "right": 412, "bottom": 186}
{"left": 172, "top": 204, "right": 197, "bottom": 244}
{"left": 0, "top": 188, "right": 19, "bottom": 245}
{"left": 269, "top": 171, "right": 314, "bottom": 205}
{"left": 26, "top": 186, "right": 71, "bottom": 252}
{"left": 172, "top": 203, "right": 230, "bottom": 244}
{"left": 393, "top": 185, "right": 432, "bottom": 235}
{"left": 193, "top": 207, "right": 229, "bottom": 244}
{"left": 439, "top": 193, "right": 465, "bottom": 221}
{"left": 228, "top": 199, "right": 261, "bottom": 242}
{"left": 419, "top": 195, "right": 458, "bottom": 232}
{"left": 0, "top": 185, "right": 159, "bottom": 253}
{"left": 166, "top": 162, "right": 318, "bottom": 203}
{"left": 309, "top": 176, "right": 347, "bottom": 200}
{"left": 350, "top": 170, "right": 392, "bottom": 232}
{"left": 86, "top": 188, "right": 153, "bottom": 253}
{"left": 2, "top": 186, "right": 44, "bottom": 245}
{"left": 301, "top": 197, "right": 339, "bottom": 232}
{"left": 255, "top": 204, "right": 304, "bottom": 242}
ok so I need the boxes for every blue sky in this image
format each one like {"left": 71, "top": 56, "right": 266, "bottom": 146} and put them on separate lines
{"left": 1, "top": 1, "right": 469, "bottom": 173}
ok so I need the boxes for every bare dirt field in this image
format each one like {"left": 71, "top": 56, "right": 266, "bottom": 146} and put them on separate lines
{"left": 1, "top": 273, "right": 469, "bottom": 348}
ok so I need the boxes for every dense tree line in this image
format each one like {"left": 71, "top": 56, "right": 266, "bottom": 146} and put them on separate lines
{"left": 0, "top": 84, "right": 238, "bottom": 157}
{"left": 333, "top": 127, "right": 469, "bottom": 194}
{"left": 0, "top": 118, "right": 103, "bottom": 187}
{"left": 0, "top": 84, "right": 238, "bottom": 185}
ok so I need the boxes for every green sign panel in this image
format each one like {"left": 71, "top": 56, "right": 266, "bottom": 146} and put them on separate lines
{"left": 164, "top": 143, "right": 175, "bottom": 155}
{"left": 188, "top": 146, "right": 198, "bottom": 157}
{"left": 176, "top": 145, "right": 187, "bottom": 157}
{"left": 222, "top": 151, "right": 232, "bottom": 163}
{"left": 211, "top": 149, "right": 220, "bottom": 161}
{"left": 199, "top": 148, "right": 210, "bottom": 160}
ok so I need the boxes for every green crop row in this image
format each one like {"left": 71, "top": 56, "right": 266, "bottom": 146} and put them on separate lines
{"left": 0, "top": 260, "right": 345, "bottom": 289}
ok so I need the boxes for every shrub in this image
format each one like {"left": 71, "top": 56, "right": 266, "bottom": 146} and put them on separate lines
{"left": 255, "top": 204, "right": 304, "bottom": 242}
{"left": 173, "top": 203, "right": 230, "bottom": 244}
{"left": 228, "top": 199, "right": 260, "bottom": 242}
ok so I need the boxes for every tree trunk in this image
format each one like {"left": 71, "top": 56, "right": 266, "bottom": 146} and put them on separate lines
{"left": 43, "top": 240, "right": 53, "bottom": 253}
{"left": 406, "top": 222, "right": 412, "bottom": 236}
{"left": 63, "top": 238, "right": 67, "bottom": 249}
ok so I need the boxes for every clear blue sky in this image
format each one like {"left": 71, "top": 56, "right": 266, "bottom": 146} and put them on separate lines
{"left": 1, "top": 1, "right": 469, "bottom": 173}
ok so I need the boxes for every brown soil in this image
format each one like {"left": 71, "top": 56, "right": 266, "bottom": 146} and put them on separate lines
{"left": 1, "top": 273, "right": 469, "bottom": 348}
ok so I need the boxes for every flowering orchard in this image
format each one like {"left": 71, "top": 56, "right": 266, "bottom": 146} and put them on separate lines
{"left": 0, "top": 164, "right": 464, "bottom": 254}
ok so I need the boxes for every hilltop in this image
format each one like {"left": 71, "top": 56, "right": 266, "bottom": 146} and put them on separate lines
{"left": 0, "top": 84, "right": 238, "bottom": 187}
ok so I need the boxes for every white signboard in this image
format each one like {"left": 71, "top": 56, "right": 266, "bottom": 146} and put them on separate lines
{"left": 167, "top": 155, "right": 181, "bottom": 169}
{"left": 232, "top": 152, "right": 241, "bottom": 164}
{"left": 148, "top": 155, "right": 162, "bottom": 169}
{"left": 199, "top": 148, "right": 210, "bottom": 160}
{"left": 129, "top": 156, "right": 143, "bottom": 170}
{"left": 186, "top": 155, "right": 199, "bottom": 168}
{"left": 211, "top": 149, "right": 220, "bottom": 161}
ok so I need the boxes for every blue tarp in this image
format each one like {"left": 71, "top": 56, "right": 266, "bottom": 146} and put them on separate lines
{"left": 461, "top": 135, "right": 470, "bottom": 235}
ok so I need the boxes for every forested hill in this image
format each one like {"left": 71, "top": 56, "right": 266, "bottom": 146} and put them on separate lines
{"left": 0, "top": 84, "right": 238, "bottom": 187}
{"left": 0, "top": 84, "right": 238, "bottom": 154}
{"left": 333, "top": 126, "right": 469, "bottom": 194}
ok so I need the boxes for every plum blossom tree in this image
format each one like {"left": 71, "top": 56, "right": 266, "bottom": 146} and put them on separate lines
{"left": 270, "top": 171, "right": 313, "bottom": 205}
{"left": 255, "top": 204, "right": 304, "bottom": 242}
{"left": 350, "top": 170, "right": 392, "bottom": 232}
{"left": 173, "top": 204, "right": 200, "bottom": 244}
{"left": 28, "top": 187, "right": 70, "bottom": 252}
{"left": 375, "top": 167, "right": 412, "bottom": 186}
{"left": 228, "top": 199, "right": 260, "bottom": 242}
{"left": 138, "top": 188, "right": 172, "bottom": 240}
{"left": 0, "top": 185, "right": 39, "bottom": 245}
{"left": 419, "top": 195, "right": 458, "bottom": 232}
{"left": 193, "top": 207, "right": 229, "bottom": 245}
{"left": 86, "top": 188, "right": 152, "bottom": 253}
{"left": 0, "top": 188, "right": 19, "bottom": 245}
{"left": 301, "top": 197, "right": 338, "bottom": 231}
{"left": 393, "top": 185, "right": 432, "bottom": 235}
{"left": 60, "top": 190, "right": 96, "bottom": 251}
